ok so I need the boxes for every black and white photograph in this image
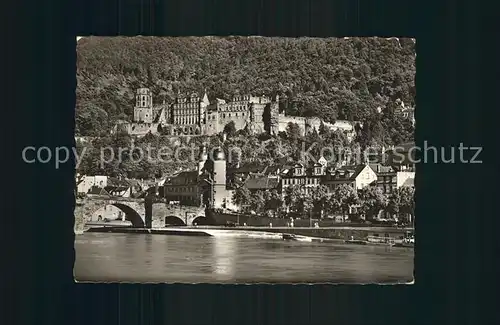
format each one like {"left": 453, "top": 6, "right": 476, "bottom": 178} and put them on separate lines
{"left": 73, "top": 36, "right": 416, "bottom": 283}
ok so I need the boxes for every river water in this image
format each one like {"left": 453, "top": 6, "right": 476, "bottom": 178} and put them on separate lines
{"left": 74, "top": 233, "right": 414, "bottom": 283}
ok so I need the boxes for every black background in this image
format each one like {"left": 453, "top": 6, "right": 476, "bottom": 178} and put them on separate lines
{"left": 3, "top": 0, "right": 497, "bottom": 324}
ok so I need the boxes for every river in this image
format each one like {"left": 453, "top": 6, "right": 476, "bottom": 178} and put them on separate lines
{"left": 74, "top": 232, "right": 414, "bottom": 283}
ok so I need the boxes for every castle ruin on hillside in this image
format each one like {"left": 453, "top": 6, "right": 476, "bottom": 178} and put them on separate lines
{"left": 112, "top": 88, "right": 361, "bottom": 140}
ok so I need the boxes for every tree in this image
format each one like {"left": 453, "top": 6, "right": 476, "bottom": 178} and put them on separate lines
{"left": 263, "top": 190, "right": 284, "bottom": 217}
{"left": 318, "top": 121, "right": 330, "bottom": 136}
{"left": 286, "top": 122, "right": 302, "bottom": 141}
{"left": 223, "top": 121, "right": 237, "bottom": 137}
{"left": 386, "top": 189, "right": 402, "bottom": 218}
{"left": 310, "top": 185, "right": 330, "bottom": 218}
{"left": 251, "top": 190, "right": 266, "bottom": 215}
{"left": 358, "top": 186, "right": 388, "bottom": 221}
{"left": 328, "top": 184, "right": 359, "bottom": 222}
{"left": 387, "top": 186, "right": 415, "bottom": 224}
{"left": 284, "top": 185, "right": 312, "bottom": 216}
{"left": 399, "top": 186, "right": 415, "bottom": 225}
{"left": 232, "top": 186, "right": 252, "bottom": 213}
{"left": 284, "top": 185, "right": 302, "bottom": 213}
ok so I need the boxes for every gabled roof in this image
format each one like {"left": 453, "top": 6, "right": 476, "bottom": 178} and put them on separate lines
{"left": 265, "top": 164, "right": 283, "bottom": 174}
{"left": 281, "top": 165, "right": 324, "bottom": 178}
{"left": 107, "top": 177, "right": 131, "bottom": 187}
{"left": 244, "top": 177, "right": 280, "bottom": 190}
{"left": 369, "top": 163, "right": 396, "bottom": 174}
{"left": 326, "top": 164, "right": 367, "bottom": 181}
{"left": 105, "top": 186, "right": 130, "bottom": 193}
{"left": 164, "top": 171, "right": 198, "bottom": 185}
{"left": 229, "top": 162, "right": 267, "bottom": 174}
{"left": 87, "top": 186, "right": 110, "bottom": 196}
{"left": 401, "top": 177, "right": 414, "bottom": 187}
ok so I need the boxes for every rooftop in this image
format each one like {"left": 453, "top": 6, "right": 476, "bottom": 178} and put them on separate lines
{"left": 244, "top": 177, "right": 280, "bottom": 190}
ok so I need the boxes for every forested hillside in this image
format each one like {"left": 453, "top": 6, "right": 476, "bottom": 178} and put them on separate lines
{"left": 76, "top": 36, "right": 416, "bottom": 136}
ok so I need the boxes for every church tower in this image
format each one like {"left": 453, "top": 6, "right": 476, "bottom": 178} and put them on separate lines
{"left": 133, "top": 88, "right": 153, "bottom": 123}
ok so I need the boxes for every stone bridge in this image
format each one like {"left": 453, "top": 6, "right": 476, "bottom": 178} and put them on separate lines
{"left": 75, "top": 195, "right": 206, "bottom": 227}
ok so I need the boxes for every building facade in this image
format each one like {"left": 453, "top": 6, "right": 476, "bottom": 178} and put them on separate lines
{"left": 162, "top": 147, "right": 231, "bottom": 210}
{"left": 281, "top": 162, "right": 325, "bottom": 195}
{"left": 77, "top": 175, "right": 108, "bottom": 194}
{"left": 321, "top": 164, "right": 378, "bottom": 191}
{"left": 113, "top": 88, "right": 279, "bottom": 137}
{"left": 369, "top": 163, "right": 415, "bottom": 194}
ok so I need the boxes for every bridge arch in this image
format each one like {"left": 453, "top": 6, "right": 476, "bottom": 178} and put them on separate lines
{"left": 192, "top": 216, "right": 211, "bottom": 225}
{"left": 82, "top": 200, "right": 145, "bottom": 228}
{"left": 111, "top": 203, "right": 145, "bottom": 227}
{"left": 165, "top": 215, "right": 186, "bottom": 226}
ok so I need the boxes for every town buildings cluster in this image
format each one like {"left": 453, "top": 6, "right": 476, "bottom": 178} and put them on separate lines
{"left": 77, "top": 142, "right": 415, "bottom": 220}
{"left": 161, "top": 144, "right": 414, "bottom": 212}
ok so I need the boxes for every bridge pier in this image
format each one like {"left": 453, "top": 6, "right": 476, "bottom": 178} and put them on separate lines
{"left": 145, "top": 196, "right": 153, "bottom": 229}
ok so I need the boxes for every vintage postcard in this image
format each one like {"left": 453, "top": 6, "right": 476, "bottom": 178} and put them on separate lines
{"left": 74, "top": 36, "right": 415, "bottom": 283}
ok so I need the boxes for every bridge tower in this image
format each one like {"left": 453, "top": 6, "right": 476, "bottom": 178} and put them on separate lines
{"left": 198, "top": 146, "right": 208, "bottom": 175}
{"left": 212, "top": 148, "right": 227, "bottom": 209}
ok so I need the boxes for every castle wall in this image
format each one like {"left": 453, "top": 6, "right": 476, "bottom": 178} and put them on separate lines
{"left": 169, "top": 124, "right": 201, "bottom": 136}
{"left": 277, "top": 116, "right": 358, "bottom": 140}
{"left": 128, "top": 123, "right": 160, "bottom": 136}
{"left": 218, "top": 111, "right": 248, "bottom": 131}
{"left": 278, "top": 116, "right": 307, "bottom": 135}
{"left": 134, "top": 107, "right": 153, "bottom": 123}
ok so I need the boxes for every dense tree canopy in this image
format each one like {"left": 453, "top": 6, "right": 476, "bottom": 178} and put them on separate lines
{"left": 76, "top": 36, "right": 415, "bottom": 136}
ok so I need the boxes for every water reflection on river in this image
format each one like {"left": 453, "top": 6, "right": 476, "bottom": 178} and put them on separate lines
{"left": 74, "top": 233, "right": 414, "bottom": 283}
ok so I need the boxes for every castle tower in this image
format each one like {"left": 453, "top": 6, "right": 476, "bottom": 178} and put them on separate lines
{"left": 198, "top": 146, "right": 208, "bottom": 175}
{"left": 212, "top": 148, "right": 227, "bottom": 209}
{"left": 268, "top": 94, "right": 280, "bottom": 135}
{"left": 199, "top": 89, "right": 210, "bottom": 126}
{"left": 134, "top": 88, "right": 153, "bottom": 123}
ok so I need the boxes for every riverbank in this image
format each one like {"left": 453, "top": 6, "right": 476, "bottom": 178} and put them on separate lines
{"left": 191, "top": 225, "right": 413, "bottom": 241}
{"left": 86, "top": 226, "right": 283, "bottom": 239}
{"left": 84, "top": 225, "right": 413, "bottom": 246}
